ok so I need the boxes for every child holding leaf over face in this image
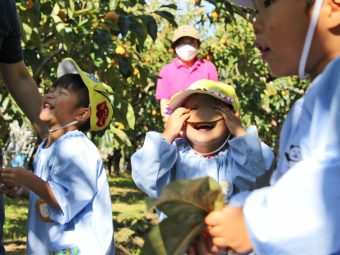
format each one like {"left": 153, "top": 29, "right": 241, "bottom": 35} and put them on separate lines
{"left": 132, "top": 79, "right": 274, "bottom": 220}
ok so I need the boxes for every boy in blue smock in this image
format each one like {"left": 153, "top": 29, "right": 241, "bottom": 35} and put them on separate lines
{"left": 132, "top": 79, "right": 274, "bottom": 219}
{"left": 198, "top": 1, "right": 340, "bottom": 255}
{"left": 1, "top": 58, "right": 114, "bottom": 255}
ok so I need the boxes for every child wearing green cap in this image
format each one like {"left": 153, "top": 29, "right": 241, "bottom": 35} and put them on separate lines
{"left": 132, "top": 79, "right": 274, "bottom": 220}
{"left": 197, "top": 0, "right": 340, "bottom": 254}
{"left": 1, "top": 58, "right": 114, "bottom": 255}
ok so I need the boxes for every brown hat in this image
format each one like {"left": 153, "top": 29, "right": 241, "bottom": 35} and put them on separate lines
{"left": 171, "top": 25, "right": 200, "bottom": 48}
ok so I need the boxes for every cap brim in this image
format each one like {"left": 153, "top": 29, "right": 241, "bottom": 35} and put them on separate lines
{"left": 229, "top": 0, "right": 255, "bottom": 8}
{"left": 170, "top": 90, "right": 233, "bottom": 111}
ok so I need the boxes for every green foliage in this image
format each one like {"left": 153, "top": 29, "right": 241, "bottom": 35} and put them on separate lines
{"left": 1, "top": 0, "right": 311, "bottom": 172}
{"left": 142, "top": 177, "right": 224, "bottom": 255}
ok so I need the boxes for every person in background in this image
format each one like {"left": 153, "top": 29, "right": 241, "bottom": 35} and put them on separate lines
{"left": 156, "top": 25, "right": 219, "bottom": 124}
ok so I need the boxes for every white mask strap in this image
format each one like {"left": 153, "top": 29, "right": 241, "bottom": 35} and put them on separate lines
{"left": 298, "top": 0, "right": 324, "bottom": 79}
{"left": 48, "top": 120, "right": 79, "bottom": 133}
{"left": 190, "top": 133, "right": 231, "bottom": 156}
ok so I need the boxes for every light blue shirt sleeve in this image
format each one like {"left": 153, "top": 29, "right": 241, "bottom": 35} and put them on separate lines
{"left": 131, "top": 131, "right": 177, "bottom": 198}
{"left": 243, "top": 57, "right": 340, "bottom": 255}
{"left": 47, "top": 136, "right": 98, "bottom": 225}
{"left": 229, "top": 126, "right": 274, "bottom": 191}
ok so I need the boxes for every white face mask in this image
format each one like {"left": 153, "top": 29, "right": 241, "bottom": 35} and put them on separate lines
{"left": 175, "top": 44, "right": 198, "bottom": 61}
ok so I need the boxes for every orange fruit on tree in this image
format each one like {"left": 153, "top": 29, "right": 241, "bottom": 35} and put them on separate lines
{"left": 211, "top": 11, "right": 219, "bottom": 20}
{"left": 105, "top": 12, "right": 119, "bottom": 24}
{"left": 220, "top": 38, "right": 227, "bottom": 45}
{"left": 133, "top": 67, "right": 139, "bottom": 76}
{"left": 151, "top": 110, "right": 157, "bottom": 116}
{"left": 115, "top": 45, "right": 126, "bottom": 55}
{"left": 24, "top": 0, "right": 34, "bottom": 10}
{"left": 111, "top": 58, "right": 117, "bottom": 66}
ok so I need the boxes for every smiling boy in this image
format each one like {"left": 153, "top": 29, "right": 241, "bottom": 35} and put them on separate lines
{"left": 1, "top": 58, "right": 114, "bottom": 255}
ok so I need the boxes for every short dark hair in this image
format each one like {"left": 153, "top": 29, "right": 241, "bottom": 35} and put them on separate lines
{"left": 306, "top": 0, "right": 315, "bottom": 11}
{"left": 52, "top": 74, "right": 90, "bottom": 132}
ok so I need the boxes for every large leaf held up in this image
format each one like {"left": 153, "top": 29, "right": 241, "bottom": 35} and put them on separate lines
{"left": 141, "top": 177, "right": 225, "bottom": 255}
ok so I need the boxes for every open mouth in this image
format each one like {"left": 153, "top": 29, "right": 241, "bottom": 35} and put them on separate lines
{"left": 43, "top": 102, "right": 53, "bottom": 109}
{"left": 255, "top": 43, "right": 271, "bottom": 59}
{"left": 188, "top": 121, "right": 216, "bottom": 131}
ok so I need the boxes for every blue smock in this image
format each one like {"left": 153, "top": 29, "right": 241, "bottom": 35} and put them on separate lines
{"left": 132, "top": 126, "right": 274, "bottom": 213}
{"left": 27, "top": 130, "right": 114, "bottom": 255}
{"left": 242, "top": 57, "right": 340, "bottom": 255}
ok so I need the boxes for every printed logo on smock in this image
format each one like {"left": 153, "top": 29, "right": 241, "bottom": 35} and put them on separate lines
{"left": 220, "top": 181, "right": 232, "bottom": 202}
{"left": 285, "top": 145, "right": 302, "bottom": 168}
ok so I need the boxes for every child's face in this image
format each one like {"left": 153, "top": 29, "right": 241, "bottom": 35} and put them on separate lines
{"left": 40, "top": 86, "right": 81, "bottom": 129}
{"left": 182, "top": 94, "right": 230, "bottom": 152}
{"left": 253, "top": 0, "right": 310, "bottom": 76}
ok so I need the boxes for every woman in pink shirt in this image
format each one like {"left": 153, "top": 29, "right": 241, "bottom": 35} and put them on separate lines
{"left": 155, "top": 25, "right": 219, "bottom": 123}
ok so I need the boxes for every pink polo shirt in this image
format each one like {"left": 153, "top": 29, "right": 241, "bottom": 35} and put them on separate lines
{"left": 155, "top": 58, "right": 219, "bottom": 100}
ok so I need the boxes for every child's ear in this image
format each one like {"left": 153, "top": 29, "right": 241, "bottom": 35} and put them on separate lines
{"left": 328, "top": 0, "right": 340, "bottom": 27}
{"left": 75, "top": 107, "right": 90, "bottom": 122}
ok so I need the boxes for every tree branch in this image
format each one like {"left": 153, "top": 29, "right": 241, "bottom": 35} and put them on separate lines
{"left": 33, "top": 48, "right": 64, "bottom": 84}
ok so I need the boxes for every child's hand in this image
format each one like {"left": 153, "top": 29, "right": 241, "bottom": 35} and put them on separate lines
{"left": 162, "top": 107, "right": 191, "bottom": 143}
{"left": 188, "top": 231, "right": 221, "bottom": 255}
{"left": 217, "top": 105, "right": 246, "bottom": 137}
{"left": 0, "top": 184, "right": 25, "bottom": 199}
{"left": 205, "top": 206, "right": 253, "bottom": 254}
{"left": 1, "top": 167, "right": 27, "bottom": 187}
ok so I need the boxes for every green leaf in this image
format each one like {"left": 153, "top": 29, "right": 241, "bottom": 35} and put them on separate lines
{"left": 142, "top": 218, "right": 205, "bottom": 255}
{"left": 22, "top": 23, "right": 33, "bottom": 41}
{"left": 160, "top": 4, "right": 177, "bottom": 10}
{"left": 117, "top": 57, "right": 133, "bottom": 77}
{"left": 154, "top": 10, "right": 177, "bottom": 27}
{"left": 141, "top": 177, "right": 224, "bottom": 255}
{"left": 126, "top": 103, "right": 135, "bottom": 129}
{"left": 51, "top": 3, "right": 60, "bottom": 16}
{"left": 142, "top": 15, "right": 158, "bottom": 41}
{"left": 111, "top": 126, "right": 132, "bottom": 146}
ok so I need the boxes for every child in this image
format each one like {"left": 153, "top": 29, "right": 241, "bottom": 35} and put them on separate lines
{"left": 200, "top": 0, "right": 340, "bottom": 254}
{"left": 1, "top": 58, "right": 115, "bottom": 255}
{"left": 132, "top": 79, "right": 274, "bottom": 219}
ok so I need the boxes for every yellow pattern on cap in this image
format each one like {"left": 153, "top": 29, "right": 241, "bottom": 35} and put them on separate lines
{"left": 169, "top": 79, "right": 240, "bottom": 112}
